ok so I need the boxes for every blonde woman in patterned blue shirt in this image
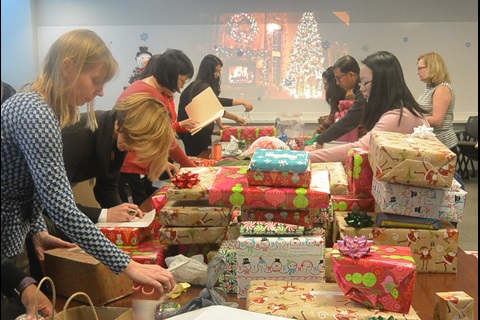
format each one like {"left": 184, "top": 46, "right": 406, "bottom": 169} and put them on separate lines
{"left": 1, "top": 29, "right": 175, "bottom": 318}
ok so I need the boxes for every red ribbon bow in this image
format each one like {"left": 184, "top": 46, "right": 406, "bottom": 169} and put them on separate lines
{"left": 171, "top": 171, "right": 200, "bottom": 189}
{"left": 337, "top": 235, "right": 375, "bottom": 259}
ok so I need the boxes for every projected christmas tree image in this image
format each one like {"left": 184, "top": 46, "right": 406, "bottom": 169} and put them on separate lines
{"left": 284, "top": 12, "right": 325, "bottom": 99}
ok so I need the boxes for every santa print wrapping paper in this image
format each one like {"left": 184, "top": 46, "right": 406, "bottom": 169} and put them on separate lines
{"left": 159, "top": 200, "right": 232, "bottom": 227}
{"left": 249, "top": 149, "right": 311, "bottom": 173}
{"left": 241, "top": 207, "right": 313, "bottom": 228}
{"left": 433, "top": 291, "right": 474, "bottom": 320}
{"left": 166, "top": 167, "right": 220, "bottom": 201}
{"left": 334, "top": 211, "right": 459, "bottom": 273}
{"left": 372, "top": 177, "right": 466, "bottom": 222}
{"left": 158, "top": 226, "right": 227, "bottom": 245}
{"left": 236, "top": 235, "right": 325, "bottom": 298}
{"left": 208, "top": 166, "right": 330, "bottom": 210}
{"left": 219, "top": 126, "right": 276, "bottom": 142}
{"left": 369, "top": 130, "right": 456, "bottom": 189}
{"left": 311, "top": 162, "right": 349, "bottom": 195}
{"left": 246, "top": 166, "right": 312, "bottom": 188}
{"left": 332, "top": 195, "right": 375, "bottom": 212}
{"left": 345, "top": 147, "right": 374, "bottom": 197}
{"left": 331, "top": 245, "right": 417, "bottom": 314}
{"left": 247, "top": 280, "right": 421, "bottom": 319}
{"left": 119, "top": 240, "right": 167, "bottom": 267}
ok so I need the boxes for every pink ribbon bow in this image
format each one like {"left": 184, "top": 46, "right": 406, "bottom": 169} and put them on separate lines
{"left": 337, "top": 235, "right": 375, "bottom": 259}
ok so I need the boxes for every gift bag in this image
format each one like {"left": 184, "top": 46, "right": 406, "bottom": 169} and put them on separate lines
{"left": 334, "top": 100, "right": 358, "bottom": 142}
{"left": 48, "top": 292, "right": 134, "bottom": 320}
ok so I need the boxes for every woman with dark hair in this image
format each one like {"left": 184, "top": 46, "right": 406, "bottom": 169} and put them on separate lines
{"left": 118, "top": 49, "right": 197, "bottom": 204}
{"left": 310, "top": 51, "right": 428, "bottom": 163}
{"left": 314, "top": 66, "right": 351, "bottom": 135}
{"left": 315, "top": 55, "right": 366, "bottom": 148}
{"left": 177, "top": 54, "right": 253, "bottom": 157}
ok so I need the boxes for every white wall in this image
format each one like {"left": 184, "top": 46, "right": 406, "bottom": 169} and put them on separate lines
{"left": 2, "top": 0, "right": 478, "bottom": 123}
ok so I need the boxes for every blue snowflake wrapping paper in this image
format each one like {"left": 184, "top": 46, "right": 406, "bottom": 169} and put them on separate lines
{"left": 249, "top": 149, "right": 310, "bottom": 173}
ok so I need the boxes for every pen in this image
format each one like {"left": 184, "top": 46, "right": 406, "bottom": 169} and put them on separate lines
{"left": 125, "top": 183, "right": 134, "bottom": 204}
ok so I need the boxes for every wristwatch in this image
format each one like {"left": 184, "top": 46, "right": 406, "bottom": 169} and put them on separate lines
{"left": 15, "top": 277, "right": 38, "bottom": 296}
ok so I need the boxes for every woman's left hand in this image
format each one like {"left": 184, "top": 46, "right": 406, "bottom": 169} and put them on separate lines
{"left": 236, "top": 116, "right": 247, "bottom": 126}
{"left": 243, "top": 101, "right": 253, "bottom": 112}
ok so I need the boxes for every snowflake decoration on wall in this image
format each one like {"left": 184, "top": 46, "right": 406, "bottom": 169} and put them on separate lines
{"left": 403, "top": 37, "right": 409, "bottom": 43}
{"left": 361, "top": 45, "right": 370, "bottom": 53}
{"left": 322, "top": 40, "right": 330, "bottom": 50}
{"left": 140, "top": 32, "right": 149, "bottom": 42}
{"left": 466, "top": 42, "right": 471, "bottom": 48}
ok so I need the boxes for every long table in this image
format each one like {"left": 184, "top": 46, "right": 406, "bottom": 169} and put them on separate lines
{"left": 56, "top": 194, "right": 478, "bottom": 319}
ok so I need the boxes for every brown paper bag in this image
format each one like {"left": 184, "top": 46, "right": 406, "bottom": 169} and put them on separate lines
{"left": 47, "top": 292, "right": 134, "bottom": 320}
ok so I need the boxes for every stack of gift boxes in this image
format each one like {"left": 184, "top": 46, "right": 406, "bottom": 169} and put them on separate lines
{"left": 208, "top": 149, "right": 331, "bottom": 297}
{"left": 156, "top": 166, "right": 236, "bottom": 259}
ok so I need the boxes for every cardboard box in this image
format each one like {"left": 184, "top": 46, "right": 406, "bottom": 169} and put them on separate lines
{"left": 369, "top": 130, "right": 456, "bottom": 189}
{"left": 247, "top": 280, "right": 421, "bottom": 319}
{"left": 331, "top": 245, "right": 417, "bottom": 313}
{"left": 236, "top": 235, "right": 325, "bottom": 298}
{"left": 372, "top": 177, "right": 466, "bottom": 222}
{"left": 208, "top": 166, "right": 330, "bottom": 210}
{"left": 433, "top": 291, "right": 474, "bottom": 320}
{"left": 44, "top": 247, "right": 132, "bottom": 306}
{"left": 310, "top": 162, "right": 349, "bottom": 195}
{"left": 159, "top": 200, "right": 232, "bottom": 227}
{"left": 334, "top": 211, "right": 459, "bottom": 273}
{"left": 166, "top": 167, "right": 220, "bottom": 201}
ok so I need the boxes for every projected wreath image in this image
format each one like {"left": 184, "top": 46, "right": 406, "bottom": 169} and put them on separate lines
{"left": 228, "top": 13, "right": 259, "bottom": 44}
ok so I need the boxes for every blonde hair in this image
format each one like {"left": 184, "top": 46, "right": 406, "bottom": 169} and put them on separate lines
{"left": 417, "top": 52, "right": 451, "bottom": 86}
{"left": 28, "top": 29, "right": 118, "bottom": 129}
{"left": 115, "top": 93, "right": 174, "bottom": 180}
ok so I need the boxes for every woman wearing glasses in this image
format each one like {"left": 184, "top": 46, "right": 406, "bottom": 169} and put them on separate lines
{"left": 309, "top": 51, "right": 428, "bottom": 163}
{"left": 118, "top": 49, "right": 197, "bottom": 205}
{"left": 315, "top": 55, "right": 367, "bottom": 148}
{"left": 177, "top": 54, "right": 252, "bottom": 158}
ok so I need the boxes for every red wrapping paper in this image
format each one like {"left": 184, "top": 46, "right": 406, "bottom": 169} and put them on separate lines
{"left": 345, "top": 147, "right": 373, "bottom": 197}
{"left": 331, "top": 195, "right": 375, "bottom": 212}
{"left": 331, "top": 245, "right": 417, "bottom": 313}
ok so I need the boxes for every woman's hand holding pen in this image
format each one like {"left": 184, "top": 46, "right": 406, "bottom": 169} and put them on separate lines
{"left": 107, "top": 203, "right": 144, "bottom": 222}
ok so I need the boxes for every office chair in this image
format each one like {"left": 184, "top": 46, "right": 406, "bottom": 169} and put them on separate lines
{"left": 456, "top": 115, "right": 478, "bottom": 180}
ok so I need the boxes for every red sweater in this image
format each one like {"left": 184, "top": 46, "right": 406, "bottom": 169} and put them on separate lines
{"left": 118, "top": 80, "right": 195, "bottom": 175}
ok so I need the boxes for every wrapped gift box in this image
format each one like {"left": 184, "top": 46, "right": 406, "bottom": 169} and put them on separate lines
{"left": 345, "top": 147, "right": 373, "bottom": 197}
{"left": 217, "top": 240, "right": 239, "bottom": 293}
{"left": 433, "top": 291, "right": 474, "bottom": 320}
{"left": 240, "top": 221, "right": 304, "bottom": 236}
{"left": 44, "top": 248, "right": 132, "bottom": 306}
{"left": 310, "top": 162, "right": 349, "bottom": 195}
{"left": 166, "top": 167, "right": 220, "bottom": 201}
{"left": 151, "top": 185, "right": 170, "bottom": 215}
{"left": 208, "top": 166, "right": 330, "bottom": 210}
{"left": 119, "top": 240, "right": 167, "bottom": 267}
{"left": 158, "top": 226, "right": 227, "bottom": 245}
{"left": 376, "top": 213, "right": 441, "bottom": 230}
{"left": 247, "top": 280, "right": 420, "bottom": 319}
{"left": 236, "top": 235, "right": 325, "bottom": 298}
{"left": 324, "top": 247, "right": 336, "bottom": 283}
{"left": 372, "top": 177, "right": 466, "bottom": 222}
{"left": 219, "top": 126, "right": 276, "bottom": 142}
{"left": 99, "top": 224, "right": 154, "bottom": 247}
{"left": 249, "top": 149, "right": 310, "bottom": 173}
{"left": 331, "top": 244, "right": 417, "bottom": 313}
{"left": 246, "top": 167, "right": 312, "bottom": 188}
{"left": 241, "top": 207, "right": 313, "bottom": 228}
{"left": 331, "top": 195, "right": 375, "bottom": 212}
{"left": 369, "top": 130, "right": 457, "bottom": 189}
{"left": 334, "top": 211, "right": 459, "bottom": 273}
{"left": 159, "top": 200, "right": 232, "bottom": 227}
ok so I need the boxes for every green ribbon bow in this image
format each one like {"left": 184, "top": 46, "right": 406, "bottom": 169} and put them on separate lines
{"left": 344, "top": 211, "right": 374, "bottom": 229}
{"left": 370, "top": 316, "right": 395, "bottom": 320}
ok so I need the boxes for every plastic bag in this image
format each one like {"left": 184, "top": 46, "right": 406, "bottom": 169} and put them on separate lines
{"left": 165, "top": 254, "right": 208, "bottom": 286}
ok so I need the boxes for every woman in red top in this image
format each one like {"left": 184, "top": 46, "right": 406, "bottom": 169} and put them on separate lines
{"left": 118, "top": 49, "right": 198, "bottom": 204}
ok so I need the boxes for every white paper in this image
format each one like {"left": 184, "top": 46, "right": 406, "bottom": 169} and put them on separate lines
{"left": 95, "top": 209, "right": 155, "bottom": 228}
{"left": 185, "top": 87, "right": 225, "bottom": 135}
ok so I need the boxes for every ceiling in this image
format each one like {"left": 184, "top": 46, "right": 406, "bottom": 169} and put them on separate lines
{"left": 34, "top": 0, "right": 478, "bottom": 26}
